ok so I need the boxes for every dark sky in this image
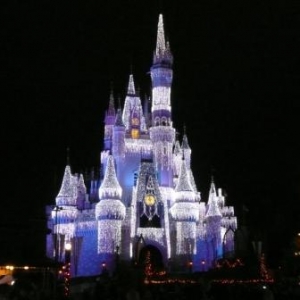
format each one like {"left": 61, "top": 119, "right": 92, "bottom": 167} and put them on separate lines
{"left": 1, "top": 0, "right": 299, "bottom": 266}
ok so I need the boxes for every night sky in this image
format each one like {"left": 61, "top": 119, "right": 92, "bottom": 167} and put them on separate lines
{"left": 1, "top": 0, "right": 299, "bottom": 267}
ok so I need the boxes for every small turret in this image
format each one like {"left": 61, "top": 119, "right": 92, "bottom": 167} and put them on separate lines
{"left": 104, "top": 88, "right": 116, "bottom": 151}
{"left": 98, "top": 155, "right": 122, "bottom": 201}
{"left": 170, "top": 156, "right": 199, "bottom": 222}
{"left": 122, "top": 74, "right": 145, "bottom": 134}
{"left": 76, "top": 174, "right": 87, "bottom": 210}
{"left": 112, "top": 105, "right": 126, "bottom": 167}
{"left": 95, "top": 155, "right": 125, "bottom": 270}
{"left": 181, "top": 126, "right": 192, "bottom": 168}
{"left": 175, "top": 157, "right": 194, "bottom": 194}
{"left": 127, "top": 74, "right": 136, "bottom": 96}
{"left": 173, "top": 139, "right": 182, "bottom": 182}
{"left": 56, "top": 165, "right": 77, "bottom": 206}
{"left": 207, "top": 177, "right": 217, "bottom": 206}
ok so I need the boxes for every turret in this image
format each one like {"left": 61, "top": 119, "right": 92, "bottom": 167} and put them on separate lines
{"left": 205, "top": 178, "right": 223, "bottom": 262}
{"left": 151, "top": 14, "right": 173, "bottom": 122}
{"left": 122, "top": 74, "right": 146, "bottom": 138}
{"left": 170, "top": 157, "right": 199, "bottom": 258}
{"left": 181, "top": 127, "right": 191, "bottom": 168}
{"left": 96, "top": 155, "right": 125, "bottom": 270}
{"left": 104, "top": 89, "right": 116, "bottom": 151}
{"left": 112, "top": 108, "right": 126, "bottom": 164}
{"left": 56, "top": 165, "right": 77, "bottom": 207}
{"left": 170, "top": 157, "right": 199, "bottom": 221}
{"left": 150, "top": 14, "right": 176, "bottom": 186}
{"left": 76, "top": 174, "right": 87, "bottom": 210}
{"left": 173, "top": 139, "right": 182, "bottom": 186}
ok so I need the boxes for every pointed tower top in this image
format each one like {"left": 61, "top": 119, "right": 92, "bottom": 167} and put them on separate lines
{"left": 153, "top": 14, "right": 173, "bottom": 64}
{"left": 127, "top": 74, "right": 136, "bottom": 95}
{"left": 156, "top": 14, "right": 166, "bottom": 56}
{"left": 206, "top": 175, "right": 222, "bottom": 218}
{"left": 77, "top": 173, "right": 87, "bottom": 195}
{"left": 107, "top": 83, "right": 115, "bottom": 115}
{"left": 115, "top": 108, "right": 125, "bottom": 127}
{"left": 99, "top": 155, "right": 122, "bottom": 199}
{"left": 174, "top": 140, "right": 182, "bottom": 155}
{"left": 182, "top": 126, "right": 190, "bottom": 150}
{"left": 207, "top": 176, "right": 217, "bottom": 205}
{"left": 206, "top": 193, "right": 222, "bottom": 218}
{"left": 175, "top": 157, "right": 194, "bottom": 193}
{"left": 56, "top": 165, "right": 77, "bottom": 206}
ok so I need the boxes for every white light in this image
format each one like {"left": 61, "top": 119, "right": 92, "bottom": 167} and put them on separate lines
{"left": 65, "top": 242, "right": 72, "bottom": 251}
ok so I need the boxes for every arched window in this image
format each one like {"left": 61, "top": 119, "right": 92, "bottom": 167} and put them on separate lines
{"left": 132, "top": 117, "right": 139, "bottom": 126}
{"left": 161, "top": 117, "right": 167, "bottom": 126}
{"left": 155, "top": 117, "right": 160, "bottom": 126}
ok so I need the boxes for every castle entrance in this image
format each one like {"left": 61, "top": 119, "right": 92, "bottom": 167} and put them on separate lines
{"left": 138, "top": 245, "right": 164, "bottom": 272}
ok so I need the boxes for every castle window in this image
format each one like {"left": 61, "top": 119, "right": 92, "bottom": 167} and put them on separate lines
{"left": 131, "top": 129, "right": 140, "bottom": 139}
{"left": 155, "top": 117, "right": 160, "bottom": 126}
{"left": 161, "top": 117, "right": 167, "bottom": 126}
{"left": 132, "top": 117, "right": 139, "bottom": 126}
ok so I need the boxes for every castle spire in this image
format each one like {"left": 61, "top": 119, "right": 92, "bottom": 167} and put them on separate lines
{"left": 107, "top": 83, "right": 115, "bottom": 115}
{"left": 56, "top": 165, "right": 77, "bottom": 206}
{"left": 155, "top": 14, "right": 166, "bottom": 56}
{"left": 206, "top": 176, "right": 222, "bottom": 217}
{"left": 181, "top": 125, "right": 190, "bottom": 150}
{"left": 153, "top": 14, "right": 173, "bottom": 65}
{"left": 206, "top": 190, "right": 222, "bottom": 218}
{"left": 127, "top": 74, "right": 136, "bottom": 95}
{"left": 175, "top": 156, "right": 194, "bottom": 193}
{"left": 98, "top": 155, "right": 122, "bottom": 200}
{"left": 207, "top": 176, "right": 216, "bottom": 205}
{"left": 115, "top": 107, "right": 125, "bottom": 127}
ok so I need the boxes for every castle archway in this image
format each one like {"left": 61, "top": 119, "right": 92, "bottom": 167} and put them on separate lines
{"left": 138, "top": 245, "right": 164, "bottom": 271}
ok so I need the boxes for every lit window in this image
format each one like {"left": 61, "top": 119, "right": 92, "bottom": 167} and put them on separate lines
{"left": 131, "top": 129, "right": 140, "bottom": 139}
{"left": 132, "top": 118, "right": 140, "bottom": 126}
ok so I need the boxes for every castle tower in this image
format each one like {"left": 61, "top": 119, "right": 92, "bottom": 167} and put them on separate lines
{"left": 150, "top": 14, "right": 176, "bottom": 187}
{"left": 96, "top": 155, "right": 125, "bottom": 272}
{"left": 205, "top": 178, "right": 223, "bottom": 266}
{"left": 122, "top": 74, "right": 146, "bottom": 137}
{"left": 170, "top": 156, "right": 199, "bottom": 267}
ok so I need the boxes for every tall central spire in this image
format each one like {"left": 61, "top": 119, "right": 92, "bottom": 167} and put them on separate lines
{"left": 153, "top": 14, "right": 173, "bottom": 65}
{"left": 156, "top": 14, "right": 166, "bottom": 56}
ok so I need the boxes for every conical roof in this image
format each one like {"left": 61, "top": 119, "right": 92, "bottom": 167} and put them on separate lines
{"left": 56, "top": 165, "right": 77, "bottom": 206}
{"left": 98, "top": 155, "right": 122, "bottom": 199}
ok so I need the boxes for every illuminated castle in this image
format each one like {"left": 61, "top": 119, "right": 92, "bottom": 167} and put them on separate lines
{"left": 46, "top": 14, "right": 237, "bottom": 277}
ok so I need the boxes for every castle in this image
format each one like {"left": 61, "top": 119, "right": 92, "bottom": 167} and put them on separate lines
{"left": 46, "top": 14, "right": 237, "bottom": 277}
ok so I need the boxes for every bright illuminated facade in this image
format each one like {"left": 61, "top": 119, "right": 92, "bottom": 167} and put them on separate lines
{"left": 46, "top": 14, "right": 237, "bottom": 277}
